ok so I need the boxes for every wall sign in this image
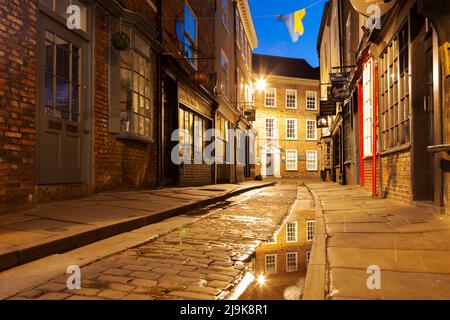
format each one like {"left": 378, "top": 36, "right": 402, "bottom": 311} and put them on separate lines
{"left": 320, "top": 101, "right": 336, "bottom": 116}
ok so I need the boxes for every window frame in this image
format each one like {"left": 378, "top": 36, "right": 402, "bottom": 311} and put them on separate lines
{"left": 220, "top": 50, "right": 230, "bottom": 98}
{"left": 184, "top": 2, "right": 198, "bottom": 69}
{"left": 220, "top": 0, "right": 229, "bottom": 33}
{"left": 264, "top": 254, "right": 277, "bottom": 274}
{"left": 265, "top": 88, "right": 276, "bottom": 108}
{"left": 286, "top": 221, "right": 298, "bottom": 243}
{"left": 306, "top": 91, "right": 318, "bottom": 110}
{"left": 286, "top": 149, "right": 298, "bottom": 171}
{"left": 306, "top": 150, "right": 318, "bottom": 171}
{"left": 306, "top": 120, "right": 317, "bottom": 141}
{"left": 265, "top": 117, "right": 276, "bottom": 139}
{"left": 363, "top": 58, "right": 373, "bottom": 157}
{"left": 286, "top": 252, "right": 298, "bottom": 273}
{"left": 286, "top": 118, "right": 298, "bottom": 140}
{"left": 286, "top": 89, "right": 298, "bottom": 109}
{"left": 306, "top": 220, "right": 316, "bottom": 242}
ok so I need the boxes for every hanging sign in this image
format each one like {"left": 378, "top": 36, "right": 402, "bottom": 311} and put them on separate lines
{"left": 317, "top": 115, "right": 329, "bottom": 129}
{"left": 329, "top": 72, "right": 351, "bottom": 102}
{"left": 320, "top": 101, "right": 336, "bottom": 116}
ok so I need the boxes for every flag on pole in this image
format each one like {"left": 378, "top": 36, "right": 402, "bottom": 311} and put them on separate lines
{"left": 277, "top": 8, "right": 306, "bottom": 43}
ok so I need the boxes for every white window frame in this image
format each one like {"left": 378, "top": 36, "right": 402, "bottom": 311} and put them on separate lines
{"left": 306, "top": 120, "right": 317, "bottom": 141}
{"left": 265, "top": 117, "right": 276, "bottom": 139}
{"left": 265, "top": 88, "right": 276, "bottom": 108}
{"left": 264, "top": 254, "right": 277, "bottom": 274}
{"left": 286, "top": 119, "right": 298, "bottom": 140}
{"left": 307, "top": 220, "right": 316, "bottom": 242}
{"left": 306, "top": 91, "right": 318, "bottom": 110}
{"left": 266, "top": 235, "right": 277, "bottom": 244}
{"left": 306, "top": 150, "right": 318, "bottom": 171}
{"left": 286, "top": 89, "right": 298, "bottom": 109}
{"left": 363, "top": 59, "right": 373, "bottom": 157}
{"left": 286, "top": 221, "right": 298, "bottom": 243}
{"left": 286, "top": 252, "right": 298, "bottom": 272}
{"left": 286, "top": 150, "right": 298, "bottom": 171}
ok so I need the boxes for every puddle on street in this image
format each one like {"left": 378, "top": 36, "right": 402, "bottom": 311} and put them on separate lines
{"left": 239, "top": 208, "right": 315, "bottom": 300}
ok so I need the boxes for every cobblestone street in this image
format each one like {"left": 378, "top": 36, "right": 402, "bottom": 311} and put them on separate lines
{"left": 6, "top": 182, "right": 300, "bottom": 300}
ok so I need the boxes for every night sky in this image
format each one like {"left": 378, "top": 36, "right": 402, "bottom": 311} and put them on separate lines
{"left": 249, "top": 0, "right": 327, "bottom": 67}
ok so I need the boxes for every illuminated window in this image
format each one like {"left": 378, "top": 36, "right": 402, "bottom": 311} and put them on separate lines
{"left": 184, "top": 3, "right": 198, "bottom": 69}
{"left": 306, "top": 150, "right": 318, "bottom": 171}
{"left": 306, "top": 120, "right": 317, "bottom": 140}
{"left": 265, "top": 118, "right": 276, "bottom": 139}
{"left": 286, "top": 150, "right": 298, "bottom": 171}
{"left": 363, "top": 59, "right": 373, "bottom": 156}
{"left": 264, "top": 254, "right": 277, "bottom": 274}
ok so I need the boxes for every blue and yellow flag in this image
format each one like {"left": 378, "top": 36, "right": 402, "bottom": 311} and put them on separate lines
{"left": 277, "top": 8, "right": 306, "bottom": 43}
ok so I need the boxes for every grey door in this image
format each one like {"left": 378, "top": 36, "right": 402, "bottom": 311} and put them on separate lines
{"left": 38, "top": 15, "right": 88, "bottom": 184}
{"left": 266, "top": 153, "right": 274, "bottom": 176}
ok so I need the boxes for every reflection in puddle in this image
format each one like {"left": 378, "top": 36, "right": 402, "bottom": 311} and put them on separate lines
{"left": 239, "top": 208, "right": 315, "bottom": 300}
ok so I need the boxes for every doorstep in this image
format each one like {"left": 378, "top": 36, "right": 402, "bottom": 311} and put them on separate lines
{"left": 0, "top": 181, "right": 275, "bottom": 272}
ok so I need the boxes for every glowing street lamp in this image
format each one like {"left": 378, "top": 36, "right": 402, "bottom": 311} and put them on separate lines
{"left": 257, "top": 274, "right": 266, "bottom": 285}
{"left": 255, "top": 79, "right": 267, "bottom": 92}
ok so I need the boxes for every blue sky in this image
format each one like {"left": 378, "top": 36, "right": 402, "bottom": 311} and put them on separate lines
{"left": 249, "top": 0, "right": 326, "bottom": 67}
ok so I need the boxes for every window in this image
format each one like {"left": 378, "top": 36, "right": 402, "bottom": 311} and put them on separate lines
{"left": 266, "top": 236, "right": 276, "bottom": 244}
{"left": 184, "top": 3, "right": 198, "bottom": 69}
{"left": 179, "top": 108, "right": 207, "bottom": 162}
{"left": 264, "top": 254, "right": 277, "bottom": 274}
{"left": 363, "top": 59, "right": 373, "bottom": 156}
{"left": 380, "top": 22, "right": 410, "bottom": 151}
{"left": 306, "top": 91, "right": 317, "bottom": 110}
{"left": 117, "top": 26, "right": 154, "bottom": 139}
{"left": 306, "top": 120, "right": 317, "bottom": 140}
{"left": 220, "top": 0, "right": 229, "bottom": 32}
{"left": 306, "top": 251, "right": 311, "bottom": 265}
{"left": 286, "top": 150, "right": 298, "bottom": 171}
{"left": 286, "top": 252, "right": 298, "bottom": 272}
{"left": 286, "top": 119, "right": 297, "bottom": 140}
{"left": 343, "top": 103, "right": 352, "bottom": 162}
{"left": 265, "top": 118, "right": 276, "bottom": 139}
{"left": 307, "top": 220, "right": 316, "bottom": 241}
{"left": 221, "top": 51, "right": 230, "bottom": 98}
{"left": 40, "top": 0, "right": 88, "bottom": 32}
{"left": 44, "top": 31, "right": 81, "bottom": 122}
{"left": 286, "top": 222, "right": 298, "bottom": 242}
{"left": 265, "top": 88, "right": 276, "bottom": 107}
{"left": 323, "top": 140, "right": 332, "bottom": 168}
{"left": 306, "top": 150, "right": 318, "bottom": 171}
{"left": 286, "top": 89, "right": 297, "bottom": 109}
{"left": 235, "top": 8, "right": 240, "bottom": 48}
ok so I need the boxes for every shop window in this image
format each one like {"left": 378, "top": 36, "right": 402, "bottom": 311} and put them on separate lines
{"left": 380, "top": 22, "right": 410, "bottom": 151}
{"left": 363, "top": 59, "right": 373, "bottom": 156}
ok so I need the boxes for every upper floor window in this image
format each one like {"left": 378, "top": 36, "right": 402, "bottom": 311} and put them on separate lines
{"left": 286, "top": 89, "right": 297, "bottom": 109}
{"left": 286, "top": 119, "right": 298, "bottom": 140}
{"left": 307, "top": 220, "right": 316, "bottom": 241}
{"left": 286, "top": 252, "right": 298, "bottom": 272}
{"left": 184, "top": 3, "right": 198, "bottom": 69}
{"left": 306, "top": 91, "right": 317, "bottom": 110}
{"left": 265, "top": 118, "right": 276, "bottom": 139}
{"left": 286, "top": 222, "right": 298, "bottom": 242}
{"left": 221, "top": 51, "right": 230, "bottom": 98}
{"left": 265, "top": 254, "right": 277, "bottom": 274}
{"left": 306, "top": 120, "right": 317, "bottom": 140}
{"left": 221, "top": 0, "right": 229, "bottom": 32}
{"left": 40, "top": 0, "right": 88, "bottom": 32}
{"left": 265, "top": 88, "right": 276, "bottom": 107}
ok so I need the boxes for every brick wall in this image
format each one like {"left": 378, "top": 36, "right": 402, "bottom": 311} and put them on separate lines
{"left": 380, "top": 150, "right": 412, "bottom": 201}
{"left": 93, "top": 2, "right": 159, "bottom": 193}
{"left": 179, "top": 164, "right": 213, "bottom": 187}
{"left": 0, "top": 0, "right": 37, "bottom": 210}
